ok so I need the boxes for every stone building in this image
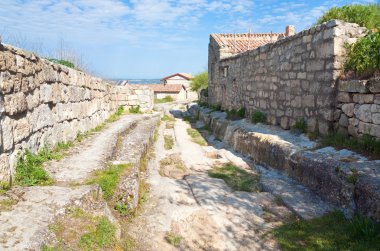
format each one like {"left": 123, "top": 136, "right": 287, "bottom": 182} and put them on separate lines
{"left": 208, "top": 21, "right": 369, "bottom": 135}
{"left": 140, "top": 83, "right": 187, "bottom": 100}
{"left": 161, "top": 73, "right": 197, "bottom": 100}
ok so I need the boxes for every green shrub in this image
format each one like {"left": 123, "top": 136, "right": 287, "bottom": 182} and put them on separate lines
{"left": 344, "top": 32, "right": 380, "bottom": 77}
{"left": 210, "top": 104, "right": 221, "bottom": 112}
{"left": 116, "top": 105, "right": 124, "bottom": 115}
{"left": 15, "top": 149, "right": 54, "bottom": 186}
{"left": 316, "top": 4, "right": 380, "bottom": 31}
{"left": 291, "top": 118, "right": 307, "bottom": 133}
{"left": 114, "top": 203, "right": 130, "bottom": 216}
{"left": 251, "top": 110, "right": 266, "bottom": 124}
{"left": 128, "top": 105, "right": 141, "bottom": 114}
{"left": 48, "top": 58, "right": 75, "bottom": 69}
{"left": 227, "top": 107, "right": 246, "bottom": 120}
{"left": 237, "top": 107, "right": 246, "bottom": 118}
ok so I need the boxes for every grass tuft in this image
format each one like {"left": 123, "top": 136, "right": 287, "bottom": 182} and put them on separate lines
{"left": 322, "top": 133, "right": 380, "bottom": 159}
{"left": 291, "top": 118, "right": 307, "bottom": 133}
{"left": 79, "top": 217, "right": 116, "bottom": 250}
{"left": 251, "top": 110, "right": 266, "bottom": 124}
{"left": 187, "top": 128, "right": 207, "bottom": 146}
{"left": 88, "top": 163, "right": 131, "bottom": 200}
{"left": 273, "top": 211, "right": 380, "bottom": 251}
{"left": 155, "top": 95, "right": 174, "bottom": 103}
{"left": 165, "top": 232, "right": 183, "bottom": 247}
{"left": 208, "top": 163, "right": 260, "bottom": 192}
{"left": 164, "top": 135, "right": 174, "bottom": 150}
{"left": 129, "top": 105, "right": 141, "bottom": 114}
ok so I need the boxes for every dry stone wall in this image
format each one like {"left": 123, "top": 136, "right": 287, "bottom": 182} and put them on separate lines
{"left": 0, "top": 43, "right": 153, "bottom": 182}
{"left": 208, "top": 20, "right": 367, "bottom": 134}
{"left": 335, "top": 79, "right": 380, "bottom": 140}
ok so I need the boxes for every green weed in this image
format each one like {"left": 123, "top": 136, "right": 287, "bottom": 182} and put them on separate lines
{"left": 187, "top": 128, "right": 207, "bottom": 146}
{"left": 165, "top": 232, "right": 183, "bottom": 247}
{"left": 79, "top": 217, "right": 116, "bottom": 250}
{"left": 88, "top": 163, "right": 131, "bottom": 200}
{"left": 164, "top": 135, "right": 174, "bottom": 150}
{"left": 15, "top": 149, "right": 54, "bottom": 186}
{"left": 129, "top": 105, "right": 141, "bottom": 114}
{"left": 155, "top": 95, "right": 174, "bottom": 103}
{"left": 322, "top": 133, "right": 380, "bottom": 159}
{"left": 251, "top": 110, "right": 266, "bottom": 124}
{"left": 291, "top": 118, "right": 307, "bottom": 133}
{"left": 208, "top": 163, "right": 260, "bottom": 192}
{"left": 273, "top": 211, "right": 380, "bottom": 251}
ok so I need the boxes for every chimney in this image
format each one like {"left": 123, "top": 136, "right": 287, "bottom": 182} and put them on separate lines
{"left": 285, "top": 25, "right": 295, "bottom": 36}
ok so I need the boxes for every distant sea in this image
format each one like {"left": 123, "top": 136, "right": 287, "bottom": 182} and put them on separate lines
{"left": 112, "top": 79, "right": 160, "bottom": 85}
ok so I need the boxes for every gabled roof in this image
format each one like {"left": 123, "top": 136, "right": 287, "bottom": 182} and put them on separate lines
{"left": 211, "top": 32, "right": 285, "bottom": 54}
{"left": 161, "top": 73, "right": 193, "bottom": 81}
{"left": 140, "top": 84, "right": 185, "bottom": 93}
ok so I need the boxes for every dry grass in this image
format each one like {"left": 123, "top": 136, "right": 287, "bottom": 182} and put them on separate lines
{"left": 159, "top": 154, "right": 188, "bottom": 179}
{"left": 187, "top": 128, "right": 207, "bottom": 146}
{"left": 164, "top": 135, "right": 174, "bottom": 150}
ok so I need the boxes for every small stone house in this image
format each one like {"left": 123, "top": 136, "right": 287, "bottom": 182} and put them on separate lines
{"left": 160, "top": 73, "right": 198, "bottom": 100}
{"left": 140, "top": 83, "right": 187, "bottom": 100}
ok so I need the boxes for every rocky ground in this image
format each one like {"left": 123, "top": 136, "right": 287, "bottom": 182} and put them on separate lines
{"left": 126, "top": 103, "right": 336, "bottom": 250}
{"left": 0, "top": 103, "right": 353, "bottom": 250}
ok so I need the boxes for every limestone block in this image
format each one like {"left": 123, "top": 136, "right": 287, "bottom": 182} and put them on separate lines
{"left": 297, "top": 72, "right": 306, "bottom": 79}
{"left": 0, "top": 154, "right": 10, "bottom": 182}
{"left": 371, "top": 104, "right": 380, "bottom": 113}
{"left": 280, "top": 116, "right": 289, "bottom": 130}
{"left": 375, "top": 95, "right": 380, "bottom": 104}
{"left": 337, "top": 92, "right": 351, "bottom": 103}
{"left": 291, "top": 96, "right": 301, "bottom": 108}
{"left": 306, "top": 60, "right": 325, "bottom": 71}
{"left": 307, "top": 117, "right": 317, "bottom": 132}
{"left": 348, "top": 124, "right": 358, "bottom": 137}
{"left": 40, "top": 84, "right": 53, "bottom": 103}
{"left": 367, "top": 79, "right": 380, "bottom": 93}
{"left": 348, "top": 117, "right": 359, "bottom": 127}
{"left": 334, "top": 109, "right": 341, "bottom": 121}
{"left": 13, "top": 115, "right": 31, "bottom": 143}
{"left": 1, "top": 116, "right": 14, "bottom": 151}
{"left": 370, "top": 124, "right": 380, "bottom": 138}
{"left": 340, "top": 103, "right": 354, "bottom": 117}
{"left": 338, "top": 80, "right": 368, "bottom": 93}
{"left": 352, "top": 94, "right": 374, "bottom": 104}
{"left": 318, "top": 120, "right": 331, "bottom": 135}
{"left": 321, "top": 108, "right": 334, "bottom": 121}
{"left": 31, "top": 104, "right": 54, "bottom": 132}
{"left": 4, "top": 92, "right": 28, "bottom": 115}
{"left": 358, "top": 121, "right": 372, "bottom": 134}
{"left": 338, "top": 114, "right": 349, "bottom": 127}
{"left": 302, "top": 95, "right": 315, "bottom": 108}
{"left": 0, "top": 71, "right": 13, "bottom": 94}
{"left": 373, "top": 114, "right": 380, "bottom": 125}
{"left": 354, "top": 104, "right": 372, "bottom": 123}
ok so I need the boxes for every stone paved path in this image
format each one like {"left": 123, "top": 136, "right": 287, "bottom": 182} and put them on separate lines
{"left": 127, "top": 107, "right": 291, "bottom": 251}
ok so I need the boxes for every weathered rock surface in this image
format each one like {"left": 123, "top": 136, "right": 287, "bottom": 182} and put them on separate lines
{"left": 187, "top": 104, "right": 380, "bottom": 220}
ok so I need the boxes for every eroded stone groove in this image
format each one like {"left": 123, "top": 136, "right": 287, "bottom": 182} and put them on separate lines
{"left": 0, "top": 113, "right": 159, "bottom": 250}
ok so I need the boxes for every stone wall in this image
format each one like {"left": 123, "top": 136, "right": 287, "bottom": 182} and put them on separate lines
{"left": 336, "top": 79, "right": 380, "bottom": 139}
{"left": 0, "top": 43, "right": 153, "bottom": 182}
{"left": 208, "top": 20, "right": 367, "bottom": 134}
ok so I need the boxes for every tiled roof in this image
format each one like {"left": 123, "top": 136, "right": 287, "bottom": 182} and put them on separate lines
{"left": 161, "top": 73, "right": 193, "bottom": 81}
{"left": 211, "top": 33, "right": 286, "bottom": 54}
{"left": 140, "top": 84, "right": 184, "bottom": 93}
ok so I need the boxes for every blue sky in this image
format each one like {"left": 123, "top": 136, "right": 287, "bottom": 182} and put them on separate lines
{"left": 0, "top": 0, "right": 375, "bottom": 79}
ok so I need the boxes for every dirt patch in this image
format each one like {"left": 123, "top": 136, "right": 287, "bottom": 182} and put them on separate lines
{"left": 159, "top": 153, "right": 189, "bottom": 179}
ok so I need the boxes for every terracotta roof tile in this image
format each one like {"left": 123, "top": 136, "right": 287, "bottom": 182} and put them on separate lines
{"left": 211, "top": 33, "right": 286, "bottom": 54}
{"left": 140, "top": 84, "right": 184, "bottom": 93}
{"left": 161, "top": 73, "right": 193, "bottom": 81}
